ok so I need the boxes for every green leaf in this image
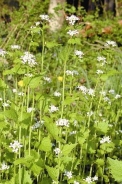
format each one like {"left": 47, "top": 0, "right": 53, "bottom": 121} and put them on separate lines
{"left": 39, "top": 137, "right": 52, "bottom": 152}
{"left": 0, "top": 79, "right": 7, "bottom": 89}
{"left": 94, "top": 122, "right": 108, "bottom": 134}
{"left": 96, "top": 158, "right": 105, "bottom": 166}
{"left": 4, "top": 109, "right": 18, "bottom": 121}
{"left": 45, "top": 165, "right": 59, "bottom": 181}
{"left": 28, "top": 76, "right": 42, "bottom": 88}
{"left": 108, "top": 157, "right": 122, "bottom": 182}
{"left": 30, "top": 162, "right": 43, "bottom": 175}
{"left": 62, "top": 143, "right": 77, "bottom": 156}
{"left": 46, "top": 41, "right": 60, "bottom": 48}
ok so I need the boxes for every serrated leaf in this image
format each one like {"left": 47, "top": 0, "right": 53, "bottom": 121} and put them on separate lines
{"left": 39, "top": 137, "right": 52, "bottom": 152}
{"left": 108, "top": 157, "right": 122, "bottom": 182}
{"left": 62, "top": 143, "right": 77, "bottom": 156}
{"left": 28, "top": 76, "right": 42, "bottom": 88}
{"left": 30, "top": 162, "right": 43, "bottom": 175}
{"left": 96, "top": 158, "right": 104, "bottom": 166}
{"left": 95, "top": 122, "right": 108, "bottom": 134}
{"left": 45, "top": 165, "right": 59, "bottom": 181}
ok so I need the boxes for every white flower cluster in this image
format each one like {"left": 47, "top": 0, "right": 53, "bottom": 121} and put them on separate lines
{"left": 66, "top": 15, "right": 79, "bottom": 25}
{"left": 97, "top": 56, "right": 107, "bottom": 66}
{"left": 11, "top": 45, "right": 21, "bottom": 50}
{"left": 96, "top": 69, "right": 103, "bottom": 75}
{"left": 105, "top": 40, "right": 117, "bottom": 47}
{"left": 0, "top": 49, "right": 7, "bottom": 57}
{"left": 9, "top": 140, "right": 23, "bottom": 153}
{"left": 64, "top": 171, "right": 73, "bottom": 179}
{"left": 12, "top": 89, "right": 24, "bottom": 96}
{"left": 2, "top": 100, "right": 11, "bottom": 107}
{"left": 75, "top": 50, "right": 84, "bottom": 58}
{"left": 27, "top": 107, "right": 35, "bottom": 113}
{"left": 31, "top": 120, "right": 44, "bottom": 130}
{"left": 74, "top": 181, "right": 79, "bottom": 184}
{"left": 25, "top": 73, "right": 33, "bottom": 77}
{"left": 108, "top": 89, "right": 115, "bottom": 94}
{"left": 56, "top": 118, "right": 69, "bottom": 127}
{"left": 100, "top": 136, "right": 111, "bottom": 144}
{"left": 115, "top": 94, "right": 121, "bottom": 99}
{"left": 49, "top": 105, "right": 59, "bottom": 113}
{"left": 66, "top": 70, "right": 79, "bottom": 76}
{"left": 43, "top": 77, "right": 51, "bottom": 83}
{"left": 54, "top": 91, "right": 61, "bottom": 97}
{"left": 67, "top": 30, "right": 79, "bottom": 36}
{"left": 0, "top": 162, "right": 9, "bottom": 171}
{"left": 21, "top": 52, "right": 37, "bottom": 67}
{"left": 77, "top": 86, "right": 95, "bottom": 96}
{"left": 39, "top": 14, "right": 50, "bottom": 22}
{"left": 54, "top": 148, "right": 61, "bottom": 155}
{"left": 84, "top": 175, "right": 98, "bottom": 184}
{"left": 87, "top": 111, "right": 94, "bottom": 117}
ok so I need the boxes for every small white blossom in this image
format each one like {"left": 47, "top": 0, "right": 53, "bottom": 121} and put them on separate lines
{"left": 70, "top": 131, "right": 77, "bottom": 135}
{"left": 9, "top": 140, "right": 23, "bottom": 153}
{"left": 31, "top": 120, "right": 44, "bottom": 130}
{"left": 67, "top": 30, "right": 79, "bottom": 36}
{"left": 0, "top": 98, "right": 3, "bottom": 101}
{"left": 0, "top": 49, "right": 7, "bottom": 57}
{"left": 54, "top": 91, "right": 61, "bottom": 97}
{"left": 12, "top": 89, "right": 17, "bottom": 93}
{"left": 105, "top": 40, "right": 117, "bottom": 47}
{"left": 115, "top": 94, "right": 121, "bottom": 99}
{"left": 2, "top": 102, "right": 10, "bottom": 107}
{"left": 43, "top": 77, "right": 51, "bottom": 83}
{"left": 27, "top": 107, "right": 35, "bottom": 113}
{"left": 87, "top": 111, "right": 94, "bottom": 117}
{"left": 109, "top": 89, "right": 115, "bottom": 94}
{"left": 100, "top": 136, "right": 111, "bottom": 144}
{"left": 84, "top": 176, "right": 92, "bottom": 184}
{"left": 21, "top": 52, "right": 37, "bottom": 67}
{"left": 25, "top": 73, "right": 33, "bottom": 77}
{"left": 11, "top": 45, "right": 21, "bottom": 50}
{"left": 35, "top": 21, "right": 40, "bottom": 26}
{"left": 75, "top": 50, "right": 84, "bottom": 58}
{"left": 92, "top": 175, "right": 98, "bottom": 181}
{"left": 54, "top": 148, "right": 61, "bottom": 155}
{"left": 74, "top": 181, "right": 79, "bottom": 184}
{"left": 0, "top": 162, "right": 9, "bottom": 171}
{"left": 64, "top": 171, "right": 73, "bottom": 179}
{"left": 18, "top": 92, "right": 24, "bottom": 96}
{"left": 66, "top": 15, "right": 79, "bottom": 25}
{"left": 96, "top": 70, "right": 103, "bottom": 75}
{"left": 66, "top": 70, "right": 79, "bottom": 76}
{"left": 97, "top": 56, "right": 106, "bottom": 62}
{"left": 77, "top": 85, "right": 87, "bottom": 94}
{"left": 103, "top": 96, "right": 110, "bottom": 102}
{"left": 56, "top": 118, "right": 69, "bottom": 127}
{"left": 39, "top": 14, "right": 50, "bottom": 22}
{"left": 49, "top": 105, "right": 59, "bottom": 113}
{"left": 100, "top": 91, "right": 106, "bottom": 96}
{"left": 87, "top": 88, "right": 95, "bottom": 96}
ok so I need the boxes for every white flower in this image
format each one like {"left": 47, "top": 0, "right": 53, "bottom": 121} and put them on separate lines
{"left": 54, "top": 91, "right": 61, "bottom": 97}
{"left": 27, "top": 107, "right": 35, "bottom": 113}
{"left": 12, "top": 89, "right": 17, "bottom": 93}
{"left": 109, "top": 89, "right": 115, "bottom": 94}
{"left": 77, "top": 85, "right": 87, "bottom": 94}
{"left": 66, "top": 15, "right": 79, "bottom": 25}
{"left": 100, "top": 136, "right": 111, "bottom": 144}
{"left": 92, "top": 175, "right": 98, "bottom": 181}
{"left": 11, "top": 45, "right": 21, "bottom": 50}
{"left": 84, "top": 176, "right": 92, "bottom": 184}
{"left": 97, "top": 56, "right": 106, "bottom": 62}
{"left": 21, "top": 52, "right": 37, "bottom": 67}
{"left": 9, "top": 140, "right": 23, "bottom": 153}
{"left": 74, "top": 181, "right": 79, "bottom": 184}
{"left": 105, "top": 40, "right": 117, "bottom": 47}
{"left": 64, "top": 171, "right": 73, "bottom": 179}
{"left": 54, "top": 148, "right": 61, "bottom": 155}
{"left": 0, "top": 162, "right": 9, "bottom": 171}
{"left": 43, "top": 77, "right": 51, "bottom": 83}
{"left": 75, "top": 50, "right": 84, "bottom": 58}
{"left": 67, "top": 30, "right": 79, "bottom": 36}
{"left": 87, "top": 88, "right": 95, "bottom": 96}
{"left": 2, "top": 102, "right": 10, "bottom": 107}
{"left": 100, "top": 91, "right": 106, "bottom": 96}
{"left": 39, "top": 14, "right": 50, "bottom": 22}
{"left": 96, "top": 70, "right": 103, "bottom": 74}
{"left": 70, "top": 131, "right": 77, "bottom": 135}
{"left": 115, "top": 94, "right": 121, "bottom": 99}
{"left": 0, "top": 49, "right": 7, "bottom": 57}
{"left": 66, "top": 70, "right": 79, "bottom": 76}
{"left": 25, "top": 73, "right": 33, "bottom": 77}
{"left": 31, "top": 120, "right": 44, "bottom": 130}
{"left": 56, "top": 118, "right": 69, "bottom": 127}
{"left": 35, "top": 21, "right": 40, "bottom": 26}
{"left": 103, "top": 96, "right": 110, "bottom": 102}
{"left": 87, "top": 111, "right": 93, "bottom": 117}
{"left": 0, "top": 98, "right": 3, "bottom": 101}
{"left": 49, "top": 105, "right": 59, "bottom": 113}
{"left": 18, "top": 92, "right": 24, "bottom": 96}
